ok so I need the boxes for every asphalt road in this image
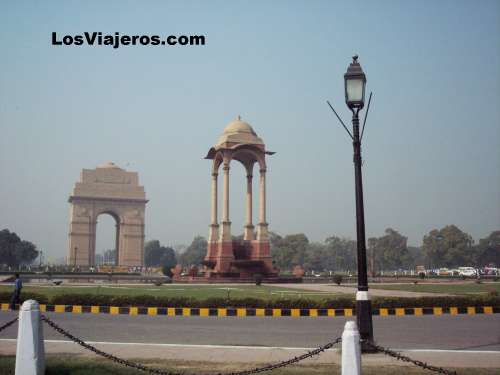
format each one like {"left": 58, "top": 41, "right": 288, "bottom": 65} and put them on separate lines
{"left": 1, "top": 311, "right": 499, "bottom": 351}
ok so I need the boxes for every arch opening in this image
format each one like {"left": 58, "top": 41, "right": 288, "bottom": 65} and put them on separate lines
{"left": 95, "top": 212, "right": 120, "bottom": 267}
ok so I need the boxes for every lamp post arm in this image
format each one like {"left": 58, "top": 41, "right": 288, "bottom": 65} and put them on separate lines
{"left": 327, "top": 100, "right": 354, "bottom": 140}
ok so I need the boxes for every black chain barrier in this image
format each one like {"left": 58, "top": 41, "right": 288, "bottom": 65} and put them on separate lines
{"left": 0, "top": 314, "right": 464, "bottom": 375}
{"left": 362, "top": 340, "right": 459, "bottom": 375}
{"left": 0, "top": 317, "right": 18, "bottom": 333}
{"left": 41, "top": 314, "right": 341, "bottom": 375}
{"left": 224, "top": 337, "right": 342, "bottom": 375}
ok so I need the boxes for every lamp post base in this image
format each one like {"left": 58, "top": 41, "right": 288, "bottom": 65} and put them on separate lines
{"left": 356, "top": 291, "right": 375, "bottom": 353}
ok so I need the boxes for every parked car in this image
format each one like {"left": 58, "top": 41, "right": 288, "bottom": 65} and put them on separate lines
{"left": 437, "top": 268, "right": 451, "bottom": 276}
{"left": 483, "top": 267, "right": 499, "bottom": 276}
{"left": 458, "top": 267, "right": 477, "bottom": 277}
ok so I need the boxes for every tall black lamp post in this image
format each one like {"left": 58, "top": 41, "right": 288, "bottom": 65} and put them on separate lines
{"left": 344, "top": 55, "right": 374, "bottom": 347}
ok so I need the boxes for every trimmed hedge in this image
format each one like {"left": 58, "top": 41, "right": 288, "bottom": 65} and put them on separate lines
{"left": 370, "top": 296, "right": 499, "bottom": 309}
{"left": 1, "top": 292, "right": 498, "bottom": 309}
{"left": 0, "top": 292, "right": 49, "bottom": 305}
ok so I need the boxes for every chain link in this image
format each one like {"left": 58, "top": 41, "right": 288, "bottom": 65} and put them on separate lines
{"left": 362, "top": 340, "right": 458, "bottom": 375}
{"left": 0, "top": 317, "right": 18, "bottom": 333}
{"left": 41, "top": 314, "right": 341, "bottom": 375}
{"left": 222, "top": 337, "right": 342, "bottom": 375}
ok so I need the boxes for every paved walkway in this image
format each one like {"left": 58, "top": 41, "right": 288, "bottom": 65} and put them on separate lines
{"left": 0, "top": 340, "right": 498, "bottom": 368}
{"left": 270, "top": 283, "right": 450, "bottom": 297}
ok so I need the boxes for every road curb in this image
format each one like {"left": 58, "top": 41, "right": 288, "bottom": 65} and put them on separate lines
{"left": 1, "top": 303, "right": 498, "bottom": 317}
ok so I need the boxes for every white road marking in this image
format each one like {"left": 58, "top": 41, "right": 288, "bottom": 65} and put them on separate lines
{"left": 0, "top": 339, "right": 498, "bottom": 353}
{"left": 392, "top": 349, "right": 500, "bottom": 354}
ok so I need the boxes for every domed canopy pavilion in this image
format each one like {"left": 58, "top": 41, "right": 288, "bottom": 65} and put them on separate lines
{"left": 203, "top": 116, "right": 277, "bottom": 278}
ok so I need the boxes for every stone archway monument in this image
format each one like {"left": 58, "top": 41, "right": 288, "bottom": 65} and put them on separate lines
{"left": 204, "top": 116, "right": 278, "bottom": 278}
{"left": 67, "top": 162, "right": 148, "bottom": 267}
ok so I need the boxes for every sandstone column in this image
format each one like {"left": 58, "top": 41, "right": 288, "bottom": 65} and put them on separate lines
{"left": 219, "top": 163, "right": 231, "bottom": 241}
{"left": 215, "top": 161, "right": 234, "bottom": 273}
{"left": 256, "top": 168, "right": 268, "bottom": 240}
{"left": 244, "top": 173, "right": 254, "bottom": 240}
{"left": 208, "top": 172, "right": 219, "bottom": 242}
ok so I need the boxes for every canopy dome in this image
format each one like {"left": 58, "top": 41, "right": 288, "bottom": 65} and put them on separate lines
{"left": 216, "top": 116, "right": 264, "bottom": 147}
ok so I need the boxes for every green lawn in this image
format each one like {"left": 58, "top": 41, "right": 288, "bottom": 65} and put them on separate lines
{"left": 369, "top": 282, "right": 500, "bottom": 295}
{"left": 0, "top": 356, "right": 496, "bottom": 375}
{"left": 0, "top": 284, "right": 340, "bottom": 301}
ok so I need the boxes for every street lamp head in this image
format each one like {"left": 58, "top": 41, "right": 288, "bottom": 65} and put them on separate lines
{"left": 344, "top": 55, "right": 367, "bottom": 111}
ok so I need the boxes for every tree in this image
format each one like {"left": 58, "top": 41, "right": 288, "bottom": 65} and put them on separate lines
{"left": 268, "top": 231, "right": 283, "bottom": 250}
{"left": 407, "top": 246, "right": 424, "bottom": 269}
{"left": 144, "top": 240, "right": 177, "bottom": 270}
{"left": 270, "top": 233, "right": 309, "bottom": 270}
{"left": 0, "top": 229, "right": 39, "bottom": 268}
{"left": 179, "top": 236, "right": 207, "bottom": 267}
{"left": 15, "top": 241, "right": 39, "bottom": 266}
{"left": 0, "top": 229, "right": 20, "bottom": 267}
{"left": 422, "top": 225, "right": 474, "bottom": 268}
{"left": 232, "top": 234, "right": 244, "bottom": 241}
{"left": 475, "top": 230, "right": 500, "bottom": 267}
{"left": 368, "top": 228, "right": 411, "bottom": 272}
{"left": 324, "top": 236, "right": 357, "bottom": 272}
{"left": 162, "top": 264, "right": 174, "bottom": 278}
{"left": 271, "top": 232, "right": 356, "bottom": 272}
{"left": 303, "top": 242, "right": 329, "bottom": 271}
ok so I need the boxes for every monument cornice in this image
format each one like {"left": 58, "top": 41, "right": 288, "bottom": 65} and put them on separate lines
{"left": 68, "top": 196, "right": 149, "bottom": 204}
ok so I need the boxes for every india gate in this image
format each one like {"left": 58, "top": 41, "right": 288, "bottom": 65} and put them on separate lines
{"left": 66, "top": 117, "right": 275, "bottom": 277}
{"left": 67, "top": 162, "right": 147, "bottom": 267}
{"left": 203, "top": 116, "right": 278, "bottom": 278}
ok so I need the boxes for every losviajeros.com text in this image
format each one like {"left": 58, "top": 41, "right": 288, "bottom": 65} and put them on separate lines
{"left": 51, "top": 32, "right": 205, "bottom": 48}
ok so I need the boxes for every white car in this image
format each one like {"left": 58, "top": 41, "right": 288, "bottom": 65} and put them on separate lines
{"left": 458, "top": 267, "right": 477, "bottom": 277}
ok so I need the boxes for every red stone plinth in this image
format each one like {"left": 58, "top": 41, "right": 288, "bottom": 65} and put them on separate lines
{"left": 204, "top": 239, "right": 278, "bottom": 278}
{"left": 214, "top": 241, "right": 235, "bottom": 273}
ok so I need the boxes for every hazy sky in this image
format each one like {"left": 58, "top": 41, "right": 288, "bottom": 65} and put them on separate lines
{"left": 1, "top": 0, "right": 499, "bottom": 262}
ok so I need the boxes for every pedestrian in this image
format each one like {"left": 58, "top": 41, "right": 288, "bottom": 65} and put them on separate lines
{"left": 9, "top": 273, "right": 22, "bottom": 310}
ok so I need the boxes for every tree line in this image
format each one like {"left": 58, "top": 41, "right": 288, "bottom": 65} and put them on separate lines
{"left": 270, "top": 226, "right": 499, "bottom": 272}
{"left": 1, "top": 225, "right": 499, "bottom": 272}
{"left": 138, "top": 225, "right": 499, "bottom": 274}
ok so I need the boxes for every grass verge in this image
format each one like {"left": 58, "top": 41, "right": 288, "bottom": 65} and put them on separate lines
{"left": 0, "top": 356, "right": 497, "bottom": 375}
{"left": 0, "top": 284, "right": 339, "bottom": 301}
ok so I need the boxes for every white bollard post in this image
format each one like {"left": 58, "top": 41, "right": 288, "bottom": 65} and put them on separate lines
{"left": 341, "top": 320, "right": 361, "bottom": 375}
{"left": 15, "top": 300, "right": 45, "bottom": 375}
